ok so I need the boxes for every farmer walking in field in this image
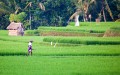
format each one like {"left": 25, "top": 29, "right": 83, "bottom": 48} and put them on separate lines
{"left": 28, "top": 40, "right": 33, "bottom": 56}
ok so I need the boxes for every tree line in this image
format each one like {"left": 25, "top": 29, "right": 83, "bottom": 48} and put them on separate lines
{"left": 0, "top": 0, "right": 120, "bottom": 30}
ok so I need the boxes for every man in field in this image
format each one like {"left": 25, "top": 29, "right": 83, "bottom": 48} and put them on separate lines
{"left": 28, "top": 40, "right": 33, "bottom": 56}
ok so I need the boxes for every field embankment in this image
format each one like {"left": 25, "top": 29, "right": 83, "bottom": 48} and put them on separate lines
{"left": 104, "top": 26, "right": 120, "bottom": 37}
{"left": 25, "top": 22, "right": 120, "bottom": 37}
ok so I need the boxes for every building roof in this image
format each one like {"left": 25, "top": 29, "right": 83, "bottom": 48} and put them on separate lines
{"left": 7, "top": 22, "right": 23, "bottom": 30}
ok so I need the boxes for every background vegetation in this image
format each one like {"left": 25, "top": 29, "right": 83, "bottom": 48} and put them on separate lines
{"left": 0, "top": 0, "right": 120, "bottom": 29}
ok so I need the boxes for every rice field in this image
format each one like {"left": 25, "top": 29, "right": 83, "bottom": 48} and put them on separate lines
{"left": 38, "top": 22, "right": 120, "bottom": 33}
{"left": 0, "top": 22, "right": 120, "bottom": 75}
{"left": 25, "top": 22, "right": 120, "bottom": 36}
{"left": 0, "top": 56, "right": 120, "bottom": 75}
{"left": 43, "top": 36, "right": 120, "bottom": 45}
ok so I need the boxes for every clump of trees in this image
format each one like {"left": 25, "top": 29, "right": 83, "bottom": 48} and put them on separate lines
{"left": 0, "top": 0, "right": 120, "bottom": 30}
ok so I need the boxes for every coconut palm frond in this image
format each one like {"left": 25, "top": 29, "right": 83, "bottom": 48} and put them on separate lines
{"left": 24, "top": 2, "right": 32, "bottom": 10}
{"left": 14, "top": 9, "right": 19, "bottom": 14}
{"left": 83, "top": 2, "right": 88, "bottom": 13}
{"left": 29, "top": 2, "right": 32, "bottom": 7}
{"left": 14, "top": 7, "right": 21, "bottom": 14}
{"left": 90, "top": 0, "right": 96, "bottom": 4}
{"left": 105, "top": 0, "right": 114, "bottom": 20}
{"left": 39, "top": 2, "right": 45, "bottom": 11}
{"left": 78, "top": 0, "right": 82, "bottom": 3}
{"left": 69, "top": 12, "right": 78, "bottom": 20}
{"left": 83, "top": 0, "right": 96, "bottom": 14}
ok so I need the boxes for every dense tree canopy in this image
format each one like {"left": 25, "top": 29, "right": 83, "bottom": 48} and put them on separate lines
{"left": 0, "top": 0, "right": 120, "bottom": 29}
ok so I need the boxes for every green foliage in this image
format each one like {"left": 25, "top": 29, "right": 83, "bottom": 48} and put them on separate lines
{"left": 0, "top": 0, "right": 120, "bottom": 29}
{"left": 9, "top": 12, "right": 27, "bottom": 22}
{"left": 15, "top": 12, "right": 27, "bottom": 22}
{"left": 0, "top": 0, "right": 13, "bottom": 16}
{"left": 9, "top": 14, "right": 15, "bottom": 22}
{"left": 0, "top": 15, "right": 9, "bottom": 29}
{"left": 39, "top": 0, "right": 75, "bottom": 26}
{"left": 0, "top": 0, "right": 18, "bottom": 29}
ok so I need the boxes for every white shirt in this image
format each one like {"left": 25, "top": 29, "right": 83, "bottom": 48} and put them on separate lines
{"left": 28, "top": 42, "right": 32, "bottom": 46}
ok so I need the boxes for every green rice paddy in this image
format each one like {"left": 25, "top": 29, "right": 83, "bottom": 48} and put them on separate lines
{"left": 0, "top": 22, "right": 120, "bottom": 75}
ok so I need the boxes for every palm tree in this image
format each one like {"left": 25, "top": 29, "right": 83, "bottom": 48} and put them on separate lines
{"left": 23, "top": 1, "right": 45, "bottom": 29}
{"left": 0, "top": 0, "right": 18, "bottom": 15}
{"left": 2, "top": 0, "right": 45, "bottom": 29}
{"left": 69, "top": 0, "right": 96, "bottom": 26}
{"left": 99, "top": 0, "right": 114, "bottom": 22}
{"left": 69, "top": 0, "right": 114, "bottom": 25}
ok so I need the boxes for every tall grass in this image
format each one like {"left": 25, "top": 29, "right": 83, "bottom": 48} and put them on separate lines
{"left": 43, "top": 37, "right": 120, "bottom": 45}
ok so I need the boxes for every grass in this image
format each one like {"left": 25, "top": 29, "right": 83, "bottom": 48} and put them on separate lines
{"left": 69, "top": 22, "right": 120, "bottom": 27}
{"left": 43, "top": 36, "right": 120, "bottom": 45}
{"left": 0, "top": 24, "right": 120, "bottom": 75}
{"left": 0, "top": 35, "right": 120, "bottom": 56}
{"left": 0, "top": 56, "right": 120, "bottom": 75}
{"left": 24, "top": 22, "right": 120, "bottom": 36}
{"left": 68, "top": 22, "right": 120, "bottom": 33}
{"left": 0, "top": 30, "right": 8, "bottom": 36}
{"left": 0, "top": 39, "right": 120, "bottom": 56}
{"left": 38, "top": 22, "right": 120, "bottom": 33}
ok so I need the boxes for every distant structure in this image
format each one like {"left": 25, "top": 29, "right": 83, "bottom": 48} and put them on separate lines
{"left": 7, "top": 22, "right": 24, "bottom": 36}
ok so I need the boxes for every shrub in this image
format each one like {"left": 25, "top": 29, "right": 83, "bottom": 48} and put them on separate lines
{"left": 25, "top": 30, "right": 40, "bottom": 36}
